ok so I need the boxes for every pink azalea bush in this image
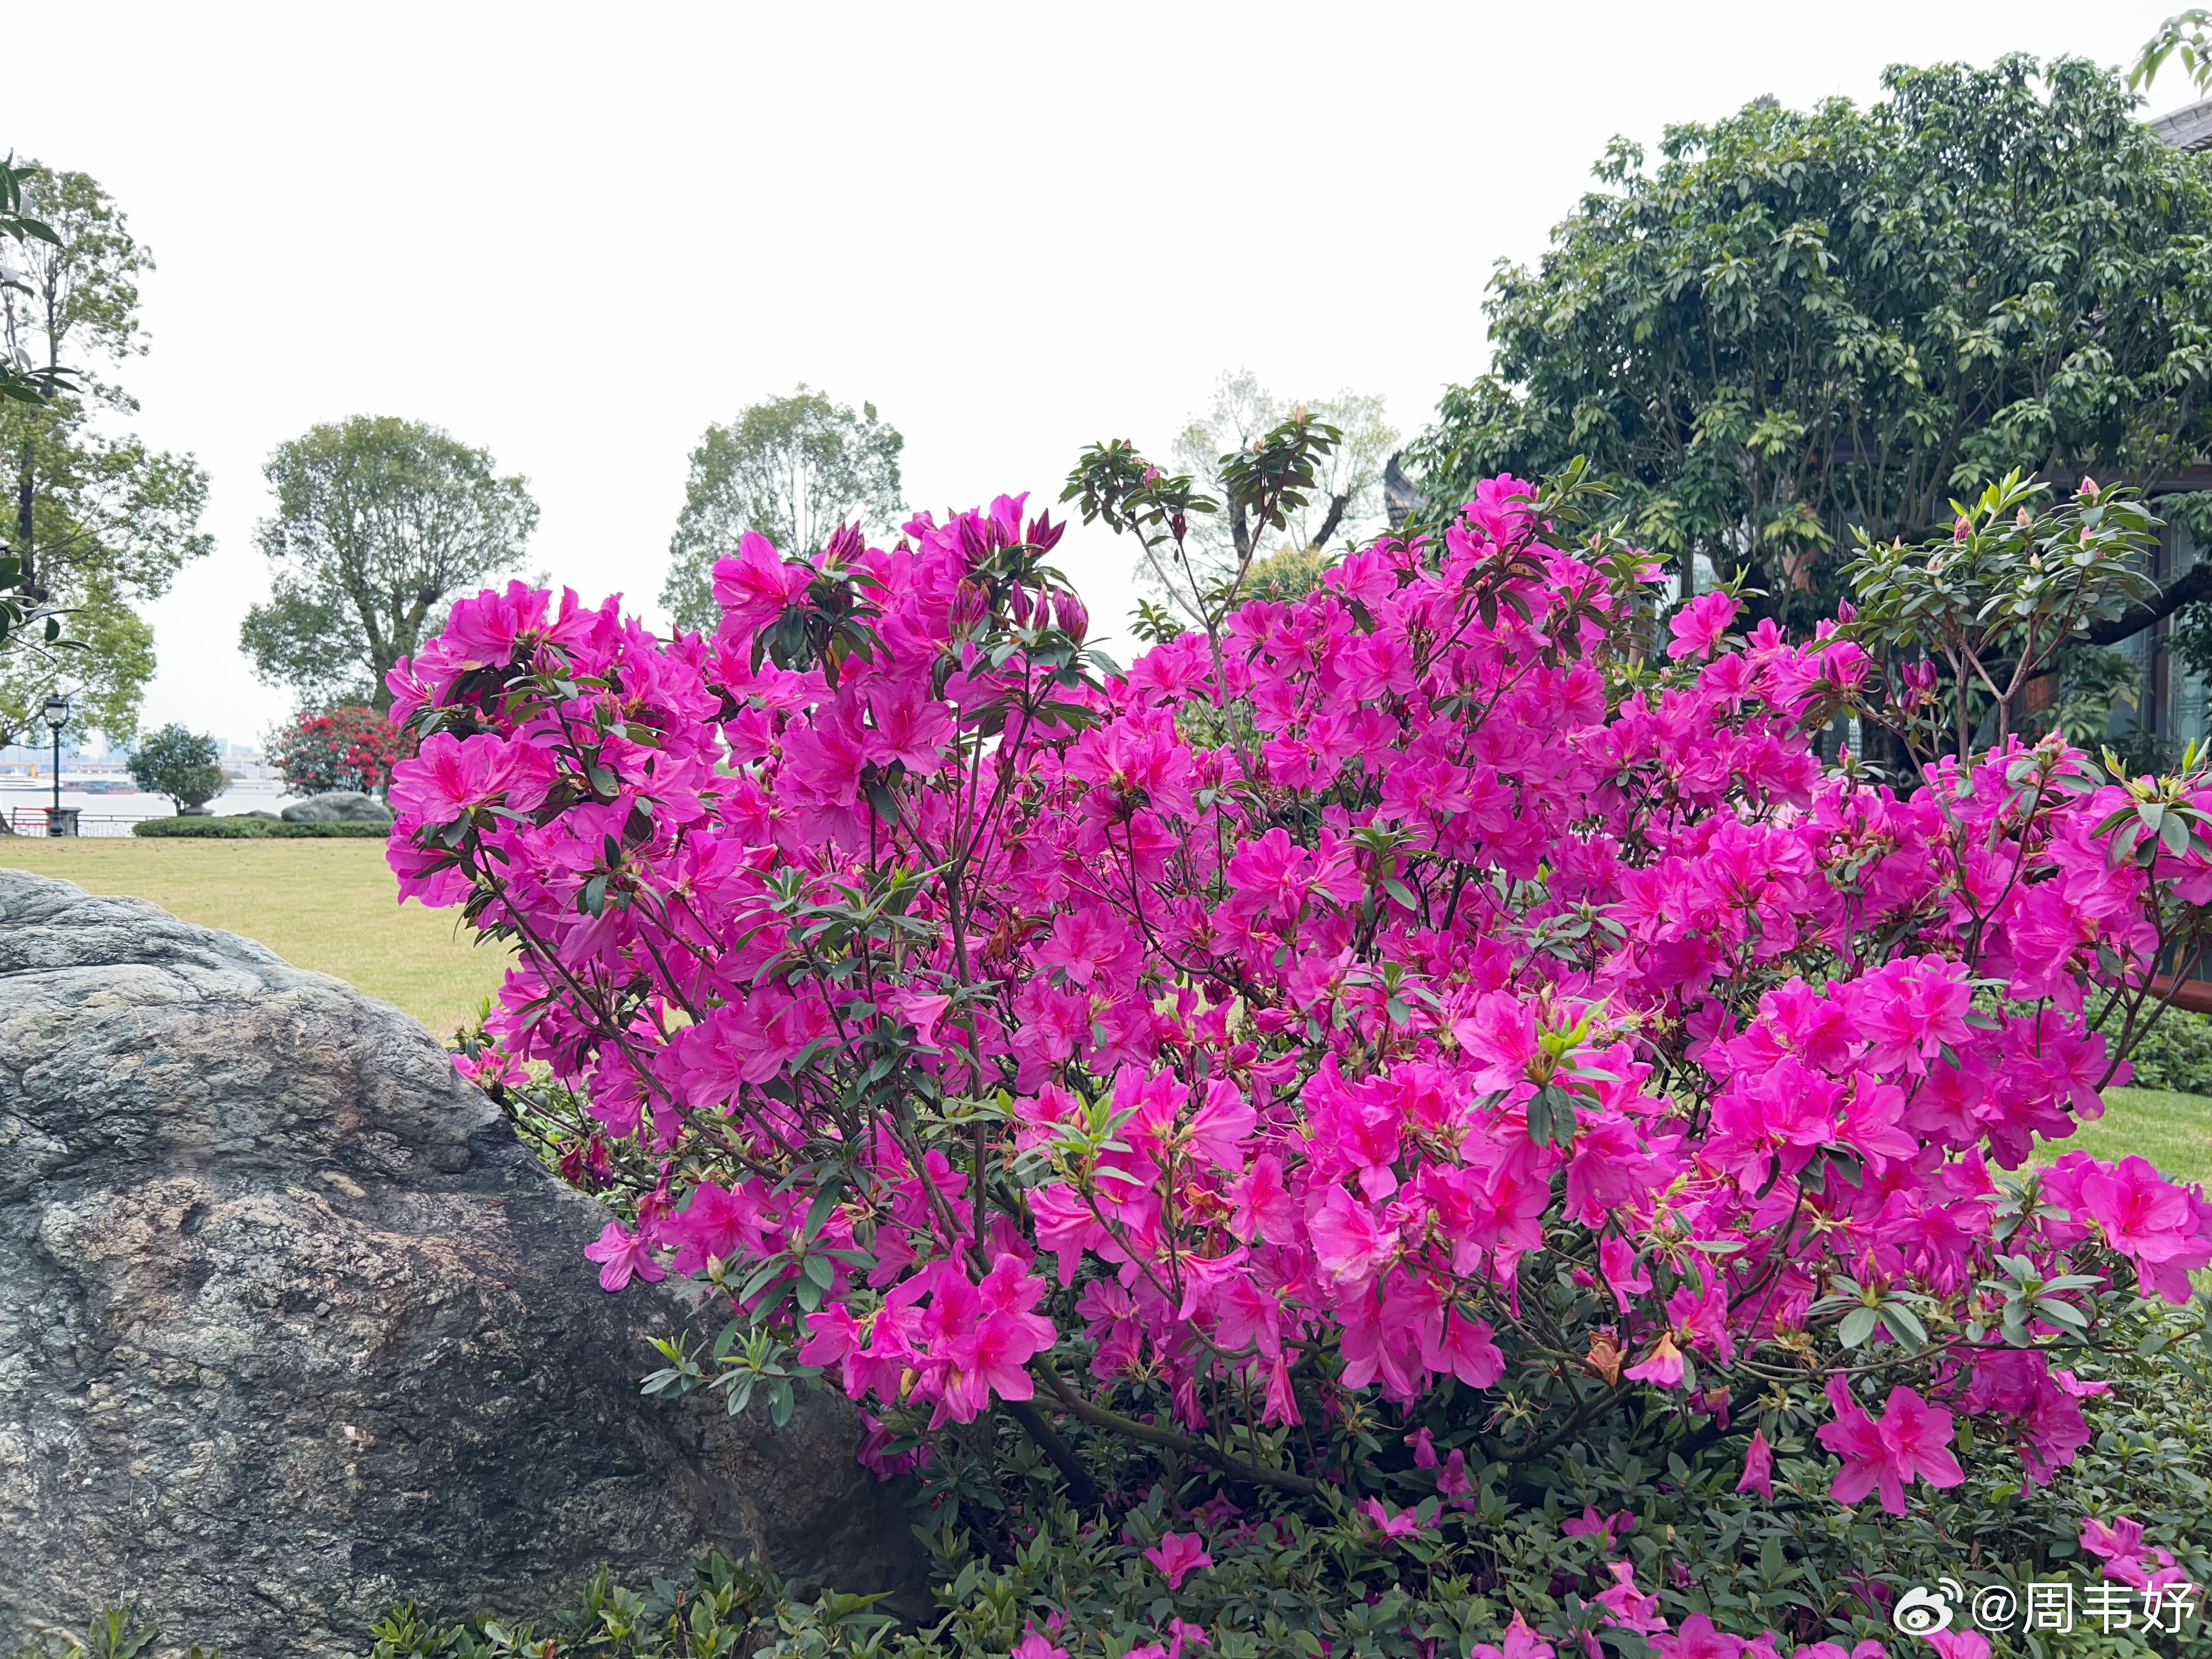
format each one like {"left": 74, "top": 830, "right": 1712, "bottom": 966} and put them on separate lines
{"left": 387, "top": 472, "right": 2212, "bottom": 1558}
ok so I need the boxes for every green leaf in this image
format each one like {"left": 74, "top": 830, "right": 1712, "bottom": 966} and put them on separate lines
{"left": 1878, "top": 1301, "right": 1928, "bottom": 1348}
{"left": 1525, "top": 1090, "right": 1553, "bottom": 1146}
{"left": 2034, "top": 1296, "right": 2090, "bottom": 1330}
{"left": 802, "top": 1175, "right": 846, "bottom": 1241}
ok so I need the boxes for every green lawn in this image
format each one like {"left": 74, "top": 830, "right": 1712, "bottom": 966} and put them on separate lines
{"left": 2036, "top": 1086, "right": 2212, "bottom": 1184}
{"left": 1, "top": 836, "right": 514, "bottom": 1039}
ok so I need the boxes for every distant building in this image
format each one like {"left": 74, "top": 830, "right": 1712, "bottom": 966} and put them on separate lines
{"left": 2114, "top": 98, "right": 2212, "bottom": 755}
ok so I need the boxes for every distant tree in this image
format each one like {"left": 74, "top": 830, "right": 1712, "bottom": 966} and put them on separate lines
{"left": 127, "top": 722, "right": 224, "bottom": 814}
{"left": 269, "top": 704, "right": 411, "bottom": 797}
{"left": 0, "top": 162, "right": 208, "bottom": 744}
{"left": 1130, "top": 371, "right": 1397, "bottom": 634}
{"left": 1410, "top": 57, "right": 2212, "bottom": 639}
{"left": 242, "top": 417, "right": 538, "bottom": 712}
{"left": 661, "top": 387, "right": 903, "bottom": 634}
{"left": 1239, "top": 543, "right": 1331, "bottom": 604}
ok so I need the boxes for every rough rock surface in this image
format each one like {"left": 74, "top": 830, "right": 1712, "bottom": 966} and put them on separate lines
{"left": 0, "top": 870, "right": 925, "bottom": 1657}
{"left": 280, "top": 791, "right": 393, "bottom": 823}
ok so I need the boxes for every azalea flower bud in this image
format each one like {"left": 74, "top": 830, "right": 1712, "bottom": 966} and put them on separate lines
{"left": 1054, "top": 587, "right": 1089, "bottom": 644}
{"left": 949, "top": 578, "right": 988, "bottom": 637}
{"left": 823, "top": 521, "right": 865, "bottom": 565}
{"left": 1009, "top": 582, "right": 1034, "bottom": 625}
{"left": 1025, "top": 510, "right": 1066, "bottom": 552}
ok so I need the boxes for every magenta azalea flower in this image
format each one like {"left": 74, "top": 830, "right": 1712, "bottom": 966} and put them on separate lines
{"left": 582, "top": 1222, "right": 663, "bottom": 1292}
{"left": 1144, "top": 1531, "right": 1212, "bottom": 1589}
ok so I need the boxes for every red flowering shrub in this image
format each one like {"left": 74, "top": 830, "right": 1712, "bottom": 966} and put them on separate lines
{"left": 272, "top": 703, "right": 411, "bottom": 796}
{"left": 386, "top": 472, "right": 2210, "bottom": 1581}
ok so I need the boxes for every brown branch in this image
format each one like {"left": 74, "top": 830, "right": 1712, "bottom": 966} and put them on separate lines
{"left": 1476, "top": 1380, "right": 1631, "bottom": 1464}
{"left": 2080, "top": 561, "right": 2212, "bottom": 650}
{"left": 1033, "top": 1361, "right": 1324, "bottom": 1498}
{"left": 1002, "top": 1397, "right": 1103, "bottom": 1510}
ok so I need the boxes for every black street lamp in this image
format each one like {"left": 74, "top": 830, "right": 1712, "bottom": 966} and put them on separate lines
{"left": 42, "top": 691, "right": 68, "bottom": 834}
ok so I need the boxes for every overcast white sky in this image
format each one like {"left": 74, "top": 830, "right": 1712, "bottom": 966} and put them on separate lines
{"left": 8, "top": 0, "right": 2196, "bottom": 746}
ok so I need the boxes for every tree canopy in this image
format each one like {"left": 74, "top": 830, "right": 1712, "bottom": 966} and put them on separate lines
{"left": 660, "top": 387, "right": 902, "bottom": 634}
{"left": 0, "top": 155, "right": 74, "bottom": 407}
{"left": 1409, "top": 55, "right": 2212, "bottom": 633}
{"left": 126, "top": 721, "right": 223, "bottom": 814}
{"left": 0, "top": 162, "right": 207, "bottom": 743}
{"left": 242, "top": 416, "right": 537, "bottom": 712}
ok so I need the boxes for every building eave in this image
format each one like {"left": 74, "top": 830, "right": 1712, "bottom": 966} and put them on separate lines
{"left": 2152, "top": 94, "right": 2212, "bottom": 152}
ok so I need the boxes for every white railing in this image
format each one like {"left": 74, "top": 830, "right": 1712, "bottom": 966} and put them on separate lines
{"left": 5, "top": 808, "right": 147, "bottom": 838}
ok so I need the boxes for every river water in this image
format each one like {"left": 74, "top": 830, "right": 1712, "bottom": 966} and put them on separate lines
{"left": 0, "top": 777, "right": 316, "bottom": 835}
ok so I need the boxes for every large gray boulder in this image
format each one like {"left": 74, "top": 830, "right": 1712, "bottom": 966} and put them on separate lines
{"left": 280, "top": 791, "right": 393, "bottom": 823}
{"left": 0, "top": 870, "right": 925, "bottom": 1657}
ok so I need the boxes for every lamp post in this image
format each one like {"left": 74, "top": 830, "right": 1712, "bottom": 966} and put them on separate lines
{"left": 42, "top": 691, "right": 68, "bottom": 835}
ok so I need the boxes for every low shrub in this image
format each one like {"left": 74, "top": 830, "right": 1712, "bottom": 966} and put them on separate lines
{"left": 7, "top": 1605, "right": 216, "bottom": 1659}
{"left": 269, "top": 703, "right": 413, "bottom": 797}
{"left": 2110, "top": 1004, "right": 2212, "bottom": 1096}
{"left": 35, "top": 1325, "right": 2205, "bottom": 1657}
{"left": 129, "top": 816, "right": 388, "bottom": 839}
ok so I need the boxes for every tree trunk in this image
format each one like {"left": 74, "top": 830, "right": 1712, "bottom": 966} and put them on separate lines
{"left": 16, "top": 441, "right": 36, "bottom": 598}
{"left": 2079, "top": 563, "right": 2212, "bottom": 650}
{"left": 1311, "top": 493, "right": 1350, "bottom": 552}
{"left": 2016, "top": 563, "right": 2212, "bottom": 689}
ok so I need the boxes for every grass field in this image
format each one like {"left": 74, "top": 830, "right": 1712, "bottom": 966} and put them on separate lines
{"left": 1, "top": 837, "right": 512, "bottom": 1039}
{"left": 2039, "top": 1086, "right": 2212, "bottom": 1185}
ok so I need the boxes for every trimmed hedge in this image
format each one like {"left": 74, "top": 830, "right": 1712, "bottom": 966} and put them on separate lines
{"left": 131, "top": 816, "right": 390, "bottom": 839}
{"left": 2120, "top": 1003, "right": 2212, "bottom": 1094}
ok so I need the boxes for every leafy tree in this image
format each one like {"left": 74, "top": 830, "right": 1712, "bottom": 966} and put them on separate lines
{"left": 1128, "top": 371, "right": 1397, "bottom": 629}
{"left": 660, "top": 387, "right": 902, "bottom": 634}
{"left": 1410, "top": 56, "right": 2212, "bottom": 641}
{"left": 1239, "top": 541, "right": 1330, "bottom": 603}
{"left": 0, "top": 162, "right": 207, "bottom": 743}
{"left": 242, "top": 416, "right": 538, "bottom": 712}
{"left": 126, "top": 721, "right": 224, "bottom": 814}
